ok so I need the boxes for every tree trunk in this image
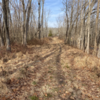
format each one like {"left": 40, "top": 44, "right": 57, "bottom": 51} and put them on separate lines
{"left": 21, "top": 0, "right": 32, "bottom": 46}
{"left": 41, "top": 0, "right": 44, "bottom": 38}
{"left": 65, "top": 0, "right": 69, "bottom": 44}
{"left": 93, "top": 0, "right": 100, "bottom": 56}
{"left": 21, "top": 0, "right": 26, "bottom": 45}
{"left": 83, "top": 0, "right": 87, "bottom": 52}
{"left": 68, "top": 0, "right": 75, "bottom": 45}
{"left": 85, "top": 0, "right": 91, "bottom": 54}
{"left": 80, "top": 0, "right": 84, "bottom": 50}
{"left": 97, "top": 44, "right": 100, "bottom": 58}
{"left": 2, "top": 0, "right": 11, "bottom": 51}
{"left": 25, "top": 0, "right": 32, "bottom": 44}
{"left": 75, "top": 0, "right": 80, "bottom": 48}
{"left": 0, "top": 14, "right": 4, "bottom": 47}
{"left": 38, "top": 0, "right": 41, "bottom": 39}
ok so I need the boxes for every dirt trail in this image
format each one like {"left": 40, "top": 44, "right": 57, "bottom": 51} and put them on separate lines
{"left": 0, "top": 37, "right": 100, "bottom": 100}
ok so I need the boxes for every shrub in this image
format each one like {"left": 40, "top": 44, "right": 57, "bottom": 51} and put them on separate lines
{"left": 48, "top": 30, "right": 53, "bottom": 37}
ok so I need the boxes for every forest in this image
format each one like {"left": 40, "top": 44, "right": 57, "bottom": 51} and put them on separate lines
{"left": 0, "top": 0, "right": 100, "bottom": 100}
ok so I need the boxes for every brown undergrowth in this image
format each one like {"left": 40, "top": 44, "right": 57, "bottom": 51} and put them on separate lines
{"left": 0, "top": 38, "right": 51, "bottom": 60}
{"left": 0, "top": 37, "right": 100, "bottom": 100}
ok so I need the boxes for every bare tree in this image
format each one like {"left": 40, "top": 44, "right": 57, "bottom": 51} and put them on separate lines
{"left": 80, "top": 0, "right": 84, "bottom": 50}
{"left": 93, "top": 0, "right": 100, "bottom": 56}
{"left": 0, "top": 14, "right": 4, "bottom": 47}
{"left": 44, "top": 9, "right": 50, "bottom": 37}
{"left": 67, "top": 0, "right": 75, "bottom": 45}
{"left": 85, "top": 0, "right": 91, "bottom": 54}
{"left": 38, "top": 0, "right": 41, "bottom": 39}
{"left": 41, "top": 0, "right": 44, "bottom": 38}
{"left": 2, "top": 0, "right": 11, "bottom": 51}
{"left": 21, "top": 0, "right": 32, "bottom": 45}
{"left": 83, "top": 0, "right": 87, "bottom": 52}
{"left": 75, "top": 0, "right": 80, "bottom": 48}
{"left": 64, "top": 0, "right": 69, "bottom": 44}
{"left": 62, "top": 0, "right": 98, "bottom": 56}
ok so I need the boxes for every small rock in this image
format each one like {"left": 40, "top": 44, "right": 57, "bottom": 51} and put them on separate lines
{"left": 68, "top": 88, "right": 73, "bottom": 92}
{"left": 12, "top": 54, "right": 17, "bottom": 59}
{"left": 66, "top": 91, "right": 69, "bottom": 94}
{"left": 3, "top": 58, "right": 8, "bottom": 63}
{"left": 3, "top": 78, "right": 11, "bottom": 84}
{"left": 16, "top": 52, "right": 23, "bottom": 58}
{"left": 97, "top": 73, "right": 100, "bottom": 77}
{"left": 0, "top": 82, "right": 9, "bottom": 94}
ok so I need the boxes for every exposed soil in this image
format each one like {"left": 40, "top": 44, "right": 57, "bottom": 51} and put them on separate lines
{"left": 0, "top": 37, "right": 100, "bottom": 100}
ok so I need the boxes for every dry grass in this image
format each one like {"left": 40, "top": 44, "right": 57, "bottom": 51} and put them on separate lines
{"left": 0, "top": 37, "right": 100, "bottom": 100}
{"left": 27, "top": 38, "right": 51, "bottom": 45}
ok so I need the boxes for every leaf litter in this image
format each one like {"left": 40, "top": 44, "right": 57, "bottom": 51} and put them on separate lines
{"left": 0, "top": 37, "right": 100, "bottom": 100}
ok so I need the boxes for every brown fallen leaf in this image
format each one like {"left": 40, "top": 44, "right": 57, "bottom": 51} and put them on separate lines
{"left": 1, "top": 97, "right": 6, "bottom": 100}
{"left": 45, "top": 93, "right": 47, "bottom": 96}
{"left": 66, "top": 91, "right": 69, "bottom": 94}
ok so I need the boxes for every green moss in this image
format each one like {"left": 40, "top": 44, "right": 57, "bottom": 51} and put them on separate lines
{"left": 64, "top": 63, "right": 70, "bottom": 68}
{"left": 50, "top": 76, "right": 53, "bottom": 79}
{"left": 29, "top": 96, "right": 39, "bottom": 100}
{"left": 44, "top": 93, "right": 53, "bottom": 98}
{"left": 33, "top": 81, "right": 37, "bottom": 85}
{"left": 48, "top": 71, "right": 51, "bottom": 73}
{"left": 47, "top": 93, "right": 52, "bottom": 98}
{"left": 52, "top": 87, "right": 59, "bottom": 92}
